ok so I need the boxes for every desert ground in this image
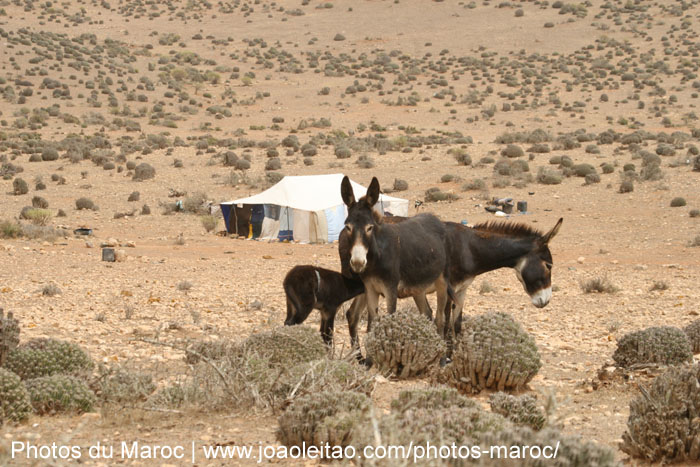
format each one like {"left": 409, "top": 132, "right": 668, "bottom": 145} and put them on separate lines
{"left": 1, "top": 0, "right": 700, "bottom": 465}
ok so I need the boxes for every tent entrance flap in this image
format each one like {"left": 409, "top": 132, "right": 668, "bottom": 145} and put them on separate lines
{"left": 225, "top": 204, "right": 253, "bottom": 236}
{"left": 278, "top": 207, "right": 293, "bottom": 241}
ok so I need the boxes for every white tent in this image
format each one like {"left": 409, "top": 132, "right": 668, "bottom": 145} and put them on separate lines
{"left": 220, "top": 174, "right": 409, "bottom": 243}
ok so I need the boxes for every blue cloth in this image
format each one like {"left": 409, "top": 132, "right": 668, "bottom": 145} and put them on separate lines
{"left": 325, "top": 205, "right": 345, "bottom": 242}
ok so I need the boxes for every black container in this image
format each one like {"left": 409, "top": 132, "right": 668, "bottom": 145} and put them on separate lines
{"left": 102, "top": 248, "right": 115, "bottom": 262}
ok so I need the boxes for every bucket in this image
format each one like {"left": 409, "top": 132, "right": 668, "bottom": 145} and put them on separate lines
{"left": 102, "top": 248, "right": 115, "bottom": 262}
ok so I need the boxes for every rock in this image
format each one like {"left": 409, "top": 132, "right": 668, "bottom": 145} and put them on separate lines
{"left": 132, "top": 326, "right": 155, "bottom": 337}
{"left": 101, "top": 238, "right": 118, "bottom": 247}
{"left": 85, "top": 241, "right": 94, "bottom": 248}
{"left": 114, "top": 249, "right": 127, "bottom": 262}
{"left": 577, "top": 256, "right": 585, "bottom": 264}
{"left": 126, "top": 241, "right": 136, "bottom": 248}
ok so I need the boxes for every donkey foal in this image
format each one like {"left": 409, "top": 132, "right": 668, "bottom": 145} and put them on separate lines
{"left": 283, "top": 265, "right": 365, "bottom": 345}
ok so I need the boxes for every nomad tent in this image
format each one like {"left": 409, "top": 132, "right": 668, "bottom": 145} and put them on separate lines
{"left": 220, "top": 174, "right": 409, "bottom": 243}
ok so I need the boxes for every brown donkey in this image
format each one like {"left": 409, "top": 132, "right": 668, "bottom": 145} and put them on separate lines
{"left": 283, "top": 265, "right": 365, "bottom": 345}
{"left": 439, "top": 218, "right": 563, "bottom": 342}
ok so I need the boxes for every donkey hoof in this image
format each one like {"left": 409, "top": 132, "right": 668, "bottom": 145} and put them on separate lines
{"left": 357, "top": 356, "right": 373, "bottom": 368}
{"left": 439, "top": 357, "right": 452, "bottom": 367}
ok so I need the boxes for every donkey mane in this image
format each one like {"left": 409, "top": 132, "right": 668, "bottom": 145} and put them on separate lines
{"left": 472, "top": 221, "right": 542, "bottom": 239}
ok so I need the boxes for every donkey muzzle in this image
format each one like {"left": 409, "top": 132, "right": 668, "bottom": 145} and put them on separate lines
{"left": 350, "top": 244, "right": 368, "bottom": 273}
{"left": 531, "top": 287, "right": 552, "bottom": 308}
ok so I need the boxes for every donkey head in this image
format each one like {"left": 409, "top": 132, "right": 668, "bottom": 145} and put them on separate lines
{"left": 513, "top": 218, "right": 563, "bottom": 308}
{"left": 341, "top": 176, "right": 382, "bottom": 274}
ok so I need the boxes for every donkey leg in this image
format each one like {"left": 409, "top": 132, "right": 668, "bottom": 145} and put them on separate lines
{"left": 410, "top": 293, "right": 432, "bottom": 321}
{"left": 451, "top": 286, "right": 468, "bottom": 337}
{"left": 365, "top": 288, "right": 381, "bottom": 330}
{"left": 435, "top": 303, "right": 446, "bottom": 340}
{"left": 346, "top": 295, "right": 366, "bottom": 361}
{"left": 320, "top": 307, "right": 336, "bottom": 347}
{"left": 434, "top": 279, "right": 449, "bottom": 339}
{"left": 284, "top": 296, "right": 295, "bottom": 326}
{"left": 441, "top": 284, "right": 469, "bottom": 362}
{"left": 383, "top": 288, "right": 398, "bottom": 315}
{"left": 362, "top": 289, "right": 382, "bottom": 368}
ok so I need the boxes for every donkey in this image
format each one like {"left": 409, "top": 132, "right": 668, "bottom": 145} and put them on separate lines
{"left": 283, "top": 265, "right": 366, "bottom": 345}
{"left": 340, "top": 176, "right": 453, "bottom": 351}
{"left": 338, "top": 216, "right": 437, "bottom": 356}
{"left": 438, "top": 218, "right": 563, "bottom": 341}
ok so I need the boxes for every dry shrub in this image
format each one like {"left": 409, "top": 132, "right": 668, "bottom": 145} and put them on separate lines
{"left": 536, "top": 167, "right": 563, "bottom": 185}
{"left": 4, "top": 338, "right": 94, "bottom": 380}
{"left": 241, "top": 326, "right": 326, "bottom": 367}
{"left": 580, "top": 276, "right": 619, "bottom": 294}
{"left": 184, "top": 339, "right": 238, "bottom": 365}
{"left": 613, "top": 326, "right": 693, "bottom": 368}
{"left": 277, "top": 391, "right": 371, "bottom": 450}
{"left": 13, "top": 178, "right": 29, "bottom": 195}
{"left": 424, "top": 187, "right": 459, "bottom": 202}
{"left": 26, "top": 375, "right": 95, "bottom": 415}
{"left": 151, "top": 327, "right": 372, "bottom": 411}
{"left": 20, "top": 224, "right": 66, "bottom": 242}
{"left": 484, "top": 426, "right": 619, "bottom": 467}
{"left": 75, "top": 197, "right": 97, "bottom": 211}
{"left": 24, "top": 208, "right": 52, "bottom": 226}
{"left": 183, "top": 192, "right": 208, "bottom": 214}
{"left": 352, "top": 405, "right": 507, "bottom": 467}
{"left": 276, "top": 358, "right": 375, "bottom": 400}
{"left": 390, "top": 386, "right": 476, "bottom": 414}
{"left": 442, "top": 312, "right": 541, "bottom": 394}
{"left": 90, "top": 364, "right": 156, "bottom": 404}
{"left": 501, "top": 144, "right": 525, "bottom": 158}
{"left": 393, "top": 179, "right": 408, "bottom": 191}
{"left": 462, "top": 178, "right": 486, "bottom": 191}
{"left": 365, "top": 306, "right": 445, "bottom": 379}
{"left": 356, "top": 385, "right": 615, "bottom": 467}
{"left": 0, "top": 309, "right": 20, "bottom": 366}
{"left": 684, "top": 320, "right": 700, "bottom": 353}
{"left": 670, "top": 197, "right": 687, "bottom": 207}
{"left": 622, "top": 364, "right": 700, "bottom": 462}
{"left": 0, "top": 220, "right": 22, "bottom": 239}
{"left": 132, "top": 163, "right": 155, "bottom": 181}
{"left": 41, "top": 284, "right": 61, "bottom": 296}
{"left": 0, "top": 368, "right": 32, "bottom": 424}
{"left": 619, "top": 179, "right": 634, "bottom": 193}
{"left": 489, "top": 392, "right": 546, "bottom": 431}
{"left": 201, "top": 215, "right": 217, "bottom": 232}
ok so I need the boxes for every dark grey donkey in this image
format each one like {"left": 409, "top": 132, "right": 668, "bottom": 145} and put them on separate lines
{"left": 283, "top": 265, "right": 365, "bottom": 345}
{"left": 340, "top": 176, "right": 454, "bottom": 352}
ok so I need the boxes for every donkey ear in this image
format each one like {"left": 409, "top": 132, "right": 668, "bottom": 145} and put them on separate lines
{"left": 541, "top": 218, "right": 563, "bottom": 245}
{"left": 341, "top": 175, "right": 355, "bottom": 207}
{"left": 365, "top": 177, "right": 380, "bottom": 207}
